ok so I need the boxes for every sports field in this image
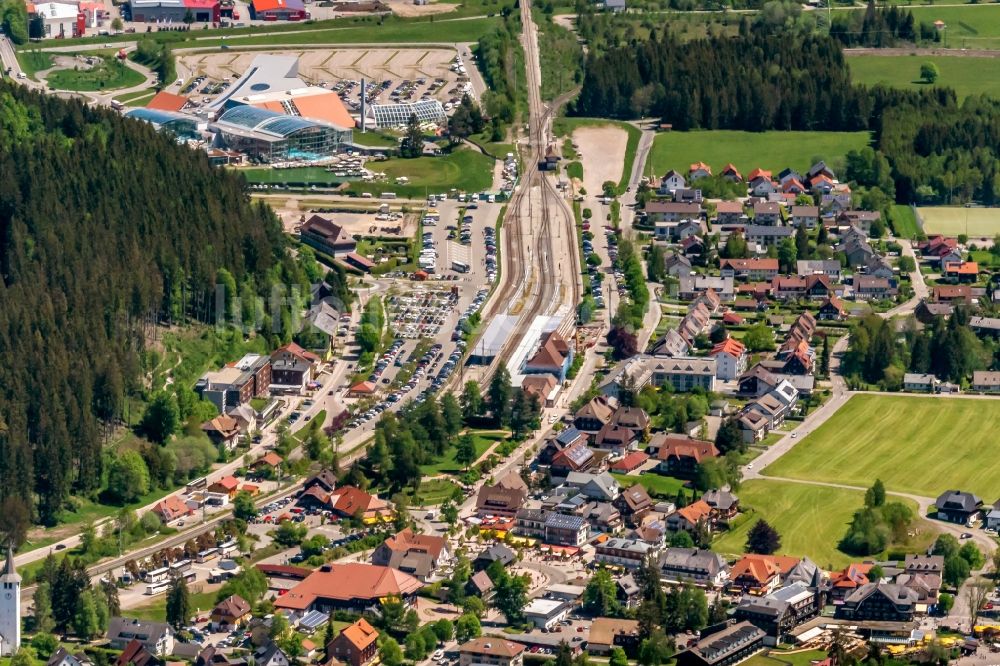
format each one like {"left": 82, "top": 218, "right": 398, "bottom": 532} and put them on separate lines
{"left": 765, "top": 395, "right": 1000, "bottom": 499}
{"left": 648, "top": 130, "right": 871, "bottom": 178}
{"left": 712, "top": 480, "right": 934, "bottom": 568}
{"left": 848, "top": 55, "right": 1000, "bottom": 101}
{"left": 917, "top": 206, "right": 1000, "bottom": 237}
{"left": 888, "top": 204, "right": 921, "bottom": 239}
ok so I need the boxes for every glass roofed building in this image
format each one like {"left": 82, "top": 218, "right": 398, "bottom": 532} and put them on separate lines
{"left": 125, "top": 108, "right": 201, "bottom": 140}
{"left": 212, "top": 105, "right": 352, "bottom": 162}
{"left": 367, "top": 99, "right": 446, "bottom": 129}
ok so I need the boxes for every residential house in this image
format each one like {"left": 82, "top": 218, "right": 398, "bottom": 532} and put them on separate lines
{"left": 550, "top": 441, "right": 596, "bottom": 477}
{"left": 609, "top": 451, "right": 649, "bottom": 474}
{"left": 540, "top": 428, "right": 589, "bottom": 465}
{"left": 748, "top": 169, "right": 775, "bottom": 197}
{"left": 677, "top": 275, "right": 735, "bottom": 301}
{"left": 715, "top": 201, "right": 745, "bottom": 224}
{"left": 651, "top": 357, "right": 717, "bottom": 392}
{"left": 474, "top": 545, "right": 516, "bottom": 571}
{"left": 969, "top": 317, "right": 1000, "bottom": 336}
{"left": 200, "top": 415, "right": 242, "bottom": 451}
{"left": 614, "top": 485, "right": 653, "bottom": 526}
{"left": 587, "top": 618, "right": 641, "bottom": 656}
{"left": 943, "top": 261, "right": 979, "bottom": 283}
{"left": 522, "top": 374, "right": 558, "bottom": 407}
{"left": 466, "top": 571, "right": 495, "bottom": 602}
{"left": 797, "top": 260, "right": 842, "bottom": 281}
{"left": 658, "top": 170, "right": 687, "bottom": 194}
{"left": 809, "top": 174, "right": 835, "bottom": 195}
{"left": 729, "top": 554, "right": 801, "bottom": 595}
{"left": 459, "top": 638, "right": 525, "bottom": 666}
{"left": 853, "top": 275, "right": 897, "bottom": 301}
{"left": 674, "top": 622, "right": 766, "bottom": 666}
{"left": 252, "top": 643, "right": 290, "bottom": 666}
{"left": 617, "top": 574, "right": 642, "bottom": 609}
{"left": 838, "top": 210, "right": 881, "bottom": 235}
{"left": 574, "top": 396, "right": 616, "bottom": 435}
{"left": 664, "top": 253, "right": 694, "bottom": 277}
{"left": 114, "top": 641, "right": 161, "bottom": 666}
{"left": 304, "top": 469, "right": 338, "bottom": 495}
{"left": 738, "top": 365, "right": 779, "bottom": 398}
{"left": 329, "top": 486, "right": 391, "bottom": 521}
{"left": 543, "top": 512, "right": 589, "bottom": 546}
{"left": 674, "top": 189, "right": 704, "bottom": 205}
{"left": 735, "top": 583, "right": 820, "bottom": 645}
{"left": 972, "top": 371, "right": 1000, "bottom": 393}
{"left": 701, "top": 489, "right": 739, "bottom": 523}
{"left": 650, "top": 434, "right": 719, "bottom": 479}
{"left": 752, "top": 202, "right": 781, "bottom": 225}
{"left": 645, "top": 201, "right": 701, "bottom": 223}
{"left": 251, "top": 452, "right": 283, "bottom": 475}
{"left": 524, "top": 331, "right": 573, "bottom": 382}
{"left": 689, "top": 162, "right": 712, "bottom": 180}
{"left": 196, "top": 354, "right": 272, "bottom": 412}
{"left": 721, "top": 164, "right": 743, "bottom": 182}
{"left": 595, "top": 538, "right": 659, "bottom": 570}
{"left": 934, "top": 490, "right": 983, "bottom": 525}
{"left": 107, "top": 618, "right": 174, "bottom": 656}
{"left": 594, "top": 423, "right": 637, "bottom": 457}
{"left": 371, "top": 529, "right": 452, "bottom": 581}
{"left": 829, "top": 562, "right": 874, "bottom": 602}
{"left": 210, "top": 596, "right": 251, "bottom": 631}
{"left": 207, "top": 476, "right": 240, "bottom": 499}
{"left": 933, "top": 285, "right": 972, "bottom": 304}
{"left": 790, "top": 206, "right": 819, "bottom": 228}
{"left": 326, "top": 619, "right": 379, "bottom": 666}
{"left": 720, "top": 258, "right": 779, "bottom": 282}
{"left": 737, "top": 409, "right": 769, "bottom": 444}
{"left": 300, "top": 215, "right": 357, "bottom": 257}
{"left": 667, "top": 500, "right": 713, "bottom": 533}
{"left": 659, "top": 548, "right": 730, "bottom": 587}
{"left": 270, "top": 342, "right": 320, "bottom": 394}
{"left": 48, "top": 650, "right": 93, "bottom": 666}
{"left": 835, "top": 583, "right": 918, "bottom": 622}
{"left": 817, "top": 296, "right": 847, "bottom": 321}
{"left": 744, "top": 225, "right": 792, "bottom": 250}
{"left": 152, "top": 495, "right": 192, "bottom": 525}
{"left": 475, "top": 485, "right": 527, "bottom": 518}
{"left": 565, "top": 471, "right": 621, "bottom": 502}
{"left": 710, "top": 338, "right": 747, "bottom": 381}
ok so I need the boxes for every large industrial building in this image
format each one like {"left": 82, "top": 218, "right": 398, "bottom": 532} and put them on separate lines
{"left": 128, "top": 0, "right": 220, "bottom": 22}
{"left": 212, "top": 105, "right": 352, "bottom": 162}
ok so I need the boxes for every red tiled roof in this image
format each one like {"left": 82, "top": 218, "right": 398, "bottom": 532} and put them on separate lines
{"left": 274, "top": 563, "right": 422, "bottom": 611}
{"left": 609, "top": 451, "right": 649, "bottom": 472}
{"left": 146, "top": 91, "right": 189, "bottom": 112}
{"left": 711, "top": 338, "right": 746, "bottom": 358}
{"left": 337, "top": 618, "right": 379, "bottom": 651}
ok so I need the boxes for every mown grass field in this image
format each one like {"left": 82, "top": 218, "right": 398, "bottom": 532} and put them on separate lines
{"left": 848, "top": 54, "right": 1000, "bottom": 101}
{"left": 648, "top": 130, "right": 871, "bottom": 178}
{"left": 918, "top": 206, "right": 1000, "bottom": 236}
{"left": 46, "top": 56, "right": 146, "bottom": 91}
{"left": 712, "top": 480, "right": 933, "bottom": 569}
{"left": 419, "top": 431, "right": 504, "bottom": 476}
{"left": 891, "top": 5, "right": 1000, "bottom": 50}
{"left": 345, "top": 148, "right": 494, "bottom": 198}
{"left": 744, "top": 650, "right": 830, "bottom": 666}
{"left": 765, "top": 395, "right": 1000, "bottom": 499}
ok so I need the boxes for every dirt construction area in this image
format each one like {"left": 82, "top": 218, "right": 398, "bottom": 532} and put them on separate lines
{"left": 177, "top": 47, "right": 463, "bottom": 100}
{"left": 255, "top": 194, "right": 419, "bottom": 236}
{"left": 574, "top": 125, "right": 628, "bottom": 193}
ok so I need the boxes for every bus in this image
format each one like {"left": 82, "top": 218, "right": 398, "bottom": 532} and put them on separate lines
{"left": 143, "top": 567, "right": 170, "bottom": 584}
{"left": 197, "top": 548, "right": 220, "bottom": 563}
{"left": 218, "top": 540, "right": 238, "bottom": 557}
{"left": 169, "top": 559, "right": 192, "bottom": 575}
{"left": 186, "top": 477, "right": 208, "bottom": 493}
{"left": 452, "top": 260, "right": 470, "bottom": 273}
{"left": 145, "top": 582, "right": 170, "bottom": 596}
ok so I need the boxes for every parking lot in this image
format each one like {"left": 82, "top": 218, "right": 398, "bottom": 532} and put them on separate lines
{"left": 175, "top": 48, "right": 477, "bottom": 109}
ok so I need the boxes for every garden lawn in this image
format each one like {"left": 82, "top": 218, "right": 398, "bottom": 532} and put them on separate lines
{"left": 848, "top": 54, "right": 1000, "bottom": 101}
{"left": 917, "top": 206, "right": 1000, "bottom": 237}
{"left": 240, "top": 167, "right": 353, "bottom": 186}
{"left": 610, "top": 472, "right": 686, "bottom": 498}
{"left": 744, "top": 650, "right": 830, "bottom": 666}
{"left": 46, "top": 56, "right": 145, "bottom": 91}
{"left": 711, "top": 480, "right": 932, "bottom": 569}
{"left": 344, "top": 148, "right": 494, "bottom": 198}
{"left": 648, "top": 130, "right": 871, "bottom": 178}
{"left": 888, "top": 204, "right": 921, "bottom": 239}
{"left": 410, "top": 478, "right": 462, "bottom": 506}
{"left": 875, "top": 5, "right": 1000, "bottom": 50}
{"left": 764, "top": 394, "right": 1000, "bottom": 499}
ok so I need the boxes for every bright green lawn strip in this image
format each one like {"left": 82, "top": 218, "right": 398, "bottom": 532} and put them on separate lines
{"left": 555, "top": 117, "right": 642, "bottom": 192}
{"left": 711, "top": 480, "right": 931, "bottom": 569}
{"left": 764, "top": 394, "right": 1000, "bottom": 499}
{"left": 344, "top": 148, "right": 494, "bottom": 198}
{"left": 240, "top": 167, "right": 353, "bottom": 186}
{"left": 888, "top": 204, "right": 921, "bottom": 239}
{"left": 116, "top": 90, "right": 158, "bottom": 106}
{"left": 848, "top": 54, "right": 1000, "bottom": 101}
{"left": 409, "top": 478, "right": 462, "bottom": 506}
{"left": 566, "top": 162, "right": 583, "bottom": 180}
{"left": 352, "top": 131, "right": 400, "bottom": 149}
{"left": 610, "top": 472, "right": 686, "bottom": 498}
{"left": 744, "top": 650, "right": 829, "bottom": 666}
{"left": 918, "top": 206, "right": 1000, "bottom": 237}
{"left": 648, "top": 130, "right": 871, "bottom": 179}
{"left": 854, "top": 5, "right": 1000, "bottom": 50}
{"left": 46, "top": 56, "right": 145, "bottom": 91}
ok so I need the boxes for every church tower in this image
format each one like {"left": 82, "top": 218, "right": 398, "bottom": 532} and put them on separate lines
{"left": 0, "top": 542, "right": 21, "bottom": 657}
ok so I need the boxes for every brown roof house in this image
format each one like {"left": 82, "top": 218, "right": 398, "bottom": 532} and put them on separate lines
{"left": 650, "top": 434, "right": 719, "bottom": 479}
{"left": 522, "top": 374, "right": 559, "bottom": 407}
{"left": 459, "top": 638, "right": 525, "bottom": 666}
{"left": 614, "top": 485, "right": 654, "bottom": 527}
{"left": 574, "top": 395, "right": 617, "bottom": 435}
{"left": 371, "top": 528, "right": 452, "bottom": 581}
{"left": 326, "top": 619, "right": 379, "bottom": 666}
{"left": 210, "top": 595, "right": 252, "bottom": 631}
{"left": 201, "top": 415, "right": 242, "bottom": 451}
{"left": 152, "top": 495, "right": 192, "bottom": 525}
{"left": 475, "top": 483, "right": 528, "bottom": 518}
{"left": 523, "top": 330, "right": 573, "bottom": 382}
{"left": 300, "top": 215, "right": 357, "bottom": 257}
